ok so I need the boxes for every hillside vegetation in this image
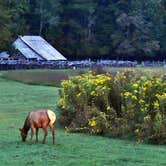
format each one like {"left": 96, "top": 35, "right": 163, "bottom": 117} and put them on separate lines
{"left": 0, "top": 0, "right": 165, "bottom": 60}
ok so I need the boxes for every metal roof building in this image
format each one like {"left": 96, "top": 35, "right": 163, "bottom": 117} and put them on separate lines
{"left": 0, "top": 51, "right": 10, "bottom": 59}
{"left": 13, "top": 36, "right": 67, "bottom": 61}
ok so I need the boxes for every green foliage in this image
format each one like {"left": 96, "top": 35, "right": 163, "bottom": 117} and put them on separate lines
{"left": 58, "top": 70, "right": 166, "bottom": 144}
{"left": 112, "top": 13, "right": 160, "bottom": 56}
{"left": 0, "top": 0, "right": 28, "bottom": 50}
{"left": 0, "top": 1, "right": 12, "bottom": 50}
{"left": 0, "top": 0, "right": 166, "bottom": 59}
{"left": 26, "top": 0, "right": 61, "bottom": 35}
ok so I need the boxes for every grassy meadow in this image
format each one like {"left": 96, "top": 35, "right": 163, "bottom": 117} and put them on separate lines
{"left": 0, "top": 68, "right": 166, "bottom": 166}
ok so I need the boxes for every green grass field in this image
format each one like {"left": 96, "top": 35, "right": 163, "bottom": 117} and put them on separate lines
{"left": 0, "top": 69, "right": 166, "bottom": 166}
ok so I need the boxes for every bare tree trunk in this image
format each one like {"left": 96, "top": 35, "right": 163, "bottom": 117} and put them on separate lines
{"left": 39, "top": 1, "right": 43, "bottom": 36}
{"left": 39, "top": 19, "right": 43, "bottom": 36}
{"left": 86, "top": 12, "right": 95, "bottom": 42}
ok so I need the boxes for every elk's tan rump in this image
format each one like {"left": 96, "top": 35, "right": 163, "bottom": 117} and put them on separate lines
{"left": 47, "top": 109, "right": 56, "bottom": 125}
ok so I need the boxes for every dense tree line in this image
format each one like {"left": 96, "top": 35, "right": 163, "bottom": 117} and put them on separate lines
{"left": 0, "top": 0, "right": 165, "bottom": 60}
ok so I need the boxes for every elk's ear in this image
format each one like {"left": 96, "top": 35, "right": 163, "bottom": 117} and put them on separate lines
{"left": 19, "top": 128, "right": 22, "bottom": 132}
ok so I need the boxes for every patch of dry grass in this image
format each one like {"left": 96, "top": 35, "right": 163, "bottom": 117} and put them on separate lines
{"left": 0, "top": 69, "right": 86, "bottom": 86}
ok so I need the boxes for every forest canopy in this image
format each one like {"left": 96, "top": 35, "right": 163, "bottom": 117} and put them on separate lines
{"left": 0, "top": 0, "right": 165, "bottom": 60}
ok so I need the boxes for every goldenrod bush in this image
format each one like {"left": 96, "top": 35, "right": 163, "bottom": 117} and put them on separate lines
{"left": 58, "top": 71, "right": 166, "bottom": 144}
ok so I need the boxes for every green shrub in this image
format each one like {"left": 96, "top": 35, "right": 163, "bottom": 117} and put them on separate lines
{"left": 58, "top": 71, "right": 166, "bottom": 144}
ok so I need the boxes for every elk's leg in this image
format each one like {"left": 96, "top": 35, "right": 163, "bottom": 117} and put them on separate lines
{"left": 35, "top": 128, "right": 39, "bottom": 143}
{"left": 30, "top": 126, "right": 34, "bottom": 143}
{"left": 42, "top": 127, "right": 47, "bottom": 144}
{"left": 49, "top": 123, "right": 55, "bottom": 144}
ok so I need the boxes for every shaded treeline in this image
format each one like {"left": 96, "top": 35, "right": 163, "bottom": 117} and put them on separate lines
{"left": 0, "top": 0, "right": 165, "bottom": 60}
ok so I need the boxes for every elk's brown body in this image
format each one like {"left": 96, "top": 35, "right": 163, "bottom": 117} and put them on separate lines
{"left": 19, "top": 109, "right": 56, "bottom": 144}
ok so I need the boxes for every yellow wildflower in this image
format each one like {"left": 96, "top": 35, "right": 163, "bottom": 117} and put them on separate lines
{"left": 154, "top": 101, "right": 159, "bottom": 107}
{"left": 123, "top": 75, "right": 126, "bottom": 79}
{"left": 62, "top": 105, "right": 66, "bottom": 109}
{"left": 155, "top": 93, "right": 160, "bottom": 98}
{"left": 155, "top": 93, "right": 166, "bottom": 99}
{"left": 144, "top": 80, "right": 151, "bottom": 86}
{"left": 76, "top": 92, "right": 81, "bottom": 97}
{"left": 90, "top": 91, "right": 96, "bottom": 96}
{"left": 144, "top": 115, "right": 151, "bottom": 121}
{"left": 140, "top": 76, "right": 146, "bottom": 80}
{"left": 102, "top": 86, "right": 108, "bottom": 91}
{"left": 133, "top": 83, "right": 139, "bottom": 88}
{"left": 162, "top": 93, "right": 166, "bottom": 98}
{"left": 88, "top": 118, "right": 97, "bottom": 127}
{"left": 142, "top": 87, "right": 146, "bottom": 92}
{"left": 139, "top": 99, "right": 145, "bottom": 104}
{"left": 107, "top": 106, "right": 111, "bottom": 111}
{"left": 131, "top": 95, "right": 137, "bottom": 100}
{"left": 124, "top": 92, "right": 131, "bottom": 97}
{"left": 135, "top": 129, "right": 139, "bottom": 134}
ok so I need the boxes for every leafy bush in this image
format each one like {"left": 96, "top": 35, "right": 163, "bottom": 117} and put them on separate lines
{"left": 58, "top": 71, "right": 166, "bottom": 144}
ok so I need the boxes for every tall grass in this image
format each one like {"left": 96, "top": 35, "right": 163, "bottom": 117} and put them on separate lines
{"left": 1, "top": 67, "right": 165, "bottom": 87}
{"left": 0, "top": 69, "right": 86, "bottom": 86}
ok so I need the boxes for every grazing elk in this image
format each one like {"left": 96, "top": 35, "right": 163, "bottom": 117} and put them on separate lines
{"left": 19, "top": 109, "right": 56, "bottom": 144}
